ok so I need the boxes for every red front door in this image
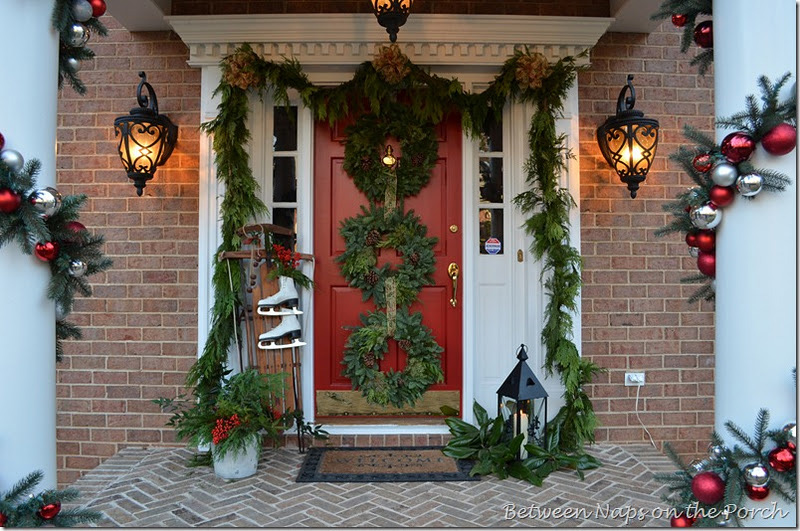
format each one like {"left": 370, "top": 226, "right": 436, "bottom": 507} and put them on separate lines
{"left": 313, "top": 113, "right": 463, "bottom": 417}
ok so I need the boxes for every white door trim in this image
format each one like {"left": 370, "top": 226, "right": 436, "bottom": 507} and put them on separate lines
{"left": 184, "top": 13, "right": 604, "bottom": 428}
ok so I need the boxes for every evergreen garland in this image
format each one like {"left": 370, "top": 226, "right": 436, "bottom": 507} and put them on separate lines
{"left": 196, "top": 44, "right": 600, "bottom": 452}
{"left": 655, "top": 410, "right": 796, "bottom": 527}
{"left": 0, "top": 470, "right": 101, "bottom": 527}
{"left": 651, "top": 0, "right": 714, "bottom": 75}
{"left": 0, "top": 155, "right": 112, "bottom": 361}
{"left": 656, "top": 75, "right": 794, "bottom": 303}
{"left": 52, "top": 0, "right": 108, "bottom": 95}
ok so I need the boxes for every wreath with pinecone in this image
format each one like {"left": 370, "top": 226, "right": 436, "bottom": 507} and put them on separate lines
{"left": 342, "top": 101, "right": 439, "bottom": 204}
{"left": 337, "top": 204, "right": 436, "bottom": 308}
{"left": 341, "top": 309, "right": 444, "bottom": 408}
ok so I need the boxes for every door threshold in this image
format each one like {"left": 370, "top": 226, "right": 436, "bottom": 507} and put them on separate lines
{"left": 317, "top": 422, "right": 451, "bottom": 435}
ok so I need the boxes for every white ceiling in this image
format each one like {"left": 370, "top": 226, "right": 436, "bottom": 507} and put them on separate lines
{"left": 107, "top": 0, "right": 663, "bottom": 34}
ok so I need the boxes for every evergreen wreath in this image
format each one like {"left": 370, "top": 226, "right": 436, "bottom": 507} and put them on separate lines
{"left": 341, "top": 308, "right": 444, "bottom": 408}
{"left": 342, "top": 102, "right": 439, "bottom": 203}
{"left": 337, "top": 204, "right": 436, "bottom": 308}
{"left": 195, "top": 43, "right": 601, "bottom": 455}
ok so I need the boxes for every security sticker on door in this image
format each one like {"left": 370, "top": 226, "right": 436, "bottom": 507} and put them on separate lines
{"left": 484, "top": 237, "right": 502, "bottom": 255}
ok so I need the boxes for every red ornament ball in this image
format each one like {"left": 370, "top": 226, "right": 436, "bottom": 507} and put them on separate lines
{"left": 697, "top": 251, "right": 716, "bottom": 277}
{"left": 695, "top": 230, "right": 716, "bottom": 253}
{"left": 691, "top": 471, "right": 725, "bottom": 504}
{"left": 721, "top": 132, "right": 756, "bottom": 163}
{"left": 693, "top": 20, "right": 713, "bottom": 48}
{"left": 768, "top": 446, "right": 795, "bottom": 472}
{"left": 0, "top": 187, "right": 22, "bottom": 213}
{"left": 34, "top": 241, "right": 60, "bottom": 262}
{"left": 670, "top": 513, "right": 695, "bottom": 527}
{"left": 0, "top": 131, "right": 4, "bottom": 151}
{"left": 37, "top": 501, "right": 61, "bottom": 520}
{"left": 685, "top": 232, "right": 698, "bottom": 247}
{"left": 745, "top": 484, "right": 770, "bottom": 501}
{"left": 692, "top": 153, "right": 713, "bottom": 173}
{"left": 709, "top": 185, "right": 735, "bottom": 208}
{"left": 671, "top": 14, "right": 689, "bottom": 27}
{"left": 0, "top": 512, "right": 6, "bottom": 526}
{"left": 65, "top": 220, "right": 87, "bottom": 243}
{"left": 761, "top": 123, "right": 797, "bottom": 156}
{"left": 88, "top": 0, "right": 106, "bottom": 17}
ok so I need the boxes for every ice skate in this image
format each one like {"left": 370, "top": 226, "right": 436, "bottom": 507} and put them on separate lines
{"left": 257, "top": 276, "right": 303, "bottom": 316}
{"left": 257, "top": 314, "right": 306, "bottom": 350}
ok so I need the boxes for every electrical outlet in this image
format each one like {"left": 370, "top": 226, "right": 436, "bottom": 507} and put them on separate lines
{"left": 625, "top": 372, "right": 645, "bottom": 386}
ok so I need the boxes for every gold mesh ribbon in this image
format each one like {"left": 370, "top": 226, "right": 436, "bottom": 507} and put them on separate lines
{"left": 384, "top": 163, "right": 398, "bottom": 336}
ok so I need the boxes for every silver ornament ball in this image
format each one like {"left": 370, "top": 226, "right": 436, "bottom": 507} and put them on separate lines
{"left": 71, "top": 0, "right": 94, "bottom": 22}
{"left": 56, "top": 303, "right": 68, "bottom": 321}
{"left": 710, "top": 162, "right": 739, "bottom": 187}
{"left": 29, "top": 187, "right": 62, "bottom": 217}
{"left": 783, "top": 422, "right": 796, "bottom": 446}
{"left": 65, "top": 23, "right": 89, "bottom": 47}
{"left": 689, "top": 458, "right": 708, "bottom": 475}
{"left": 688, "top": 246, "right": 700, "bottom": 258}
{"left": 68, "top": 260, "right": 88, "bottom": 278}
{"left": 736, "top": 173, "right": 764, "bottom": 197}
{"left": 711, "top": 279, "right": 716, "bottom": 292}
{"left": 0, "top": 149, "right": 25, "bottom": 173}
{"left": 65, "top": 57, "right": 82, "bottom": 74}
{"left": 708, "top": 444, "right": 726, "bottom": 461}
{"left": 743, "top": 463, "right": 770, "bottom": 487}
{"left": 690, "top": 203, "right": 722, "bottom": 230}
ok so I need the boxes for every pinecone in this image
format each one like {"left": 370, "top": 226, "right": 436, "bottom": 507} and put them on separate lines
{"left": 365, "top": 270, "right": 379, "bottom": 286}
{"left": 411, "top": 153, "right": 425, "bottom": 167}
{"left": 398, "top": 339, "right": 412, "bottom": 351}
{"left": 365, "top": 229, "right": 381, "bottom": 247}
{"left": 364, "top": 353, "right": 377, "bottom": 369}
{"left": 397, "top": 377, "right": 405, "bottom": 387}
{"left": 409, "top": 252, "right": 420, "bottom": 266}
{"left": 360, "top": 156, "right": 373, "bottom": 171}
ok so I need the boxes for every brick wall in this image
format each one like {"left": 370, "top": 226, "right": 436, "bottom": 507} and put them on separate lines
{"left": 578, "top": 24, "right": 716, "bottom": 455}
{"left": 171, "top": 0, "right": 610, "bottom": 16}
{"left": 55, "top": 17, "right": 201, "bottom": 485}
{"left": 54, "top": 12, "right": 715, "bottom": 484}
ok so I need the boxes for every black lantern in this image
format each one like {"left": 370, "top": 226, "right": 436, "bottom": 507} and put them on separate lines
{"left": 497, "top": 344, "right": 549, "bottom": 460}
{"left": 370, "top": 0, "right": 414, "bottom": 43}
{"left": 596, "top": 74, "right": 659, "bottom": 199}
{"left": 114, "top": 72, "right": 178, "bottom": 196}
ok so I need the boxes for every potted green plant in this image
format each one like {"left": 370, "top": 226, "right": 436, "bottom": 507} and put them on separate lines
{"left": 155, "top": 369, "right": 290, "bottom": 479}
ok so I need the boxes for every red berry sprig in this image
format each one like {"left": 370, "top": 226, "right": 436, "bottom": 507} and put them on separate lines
{"left": 211, "top": 414, "right": 241, "bottom": 444}
{"left": 272, "top": 244, "right": 301, "bottom": 270}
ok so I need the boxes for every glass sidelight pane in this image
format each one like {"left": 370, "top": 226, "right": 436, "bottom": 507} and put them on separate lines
{"left": 479, "top": 112, "right": 503, "bottom": 153}
{"left": 479, "top": 157, "right": 503, "bottom": 203}
{"left": 272, "top": 207, "right": 297, "bottom": 249}
{"left": 273, "top": 106, "right": 298, "bottom": 151}
{"left": 272, "top": 157, "right": 297, "bottom": 202}
{"left": 478, "top": 208, "right": 504, "bottom": 255}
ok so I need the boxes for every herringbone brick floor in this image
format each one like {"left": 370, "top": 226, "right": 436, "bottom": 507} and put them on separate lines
{"left": 69, "top": 444, "right": 676, "bottom": 527}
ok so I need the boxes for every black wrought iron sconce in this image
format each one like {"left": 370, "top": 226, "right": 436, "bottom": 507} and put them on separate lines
{"left": 114, "top": 72, "right": 178, "bottom": 196}
{"left": 371, "top": 0, "right": 414, "bottom": 43}
{"left": 497, "top": 344, "right": 549, "bottom": 460}
{"left": 596, "top": 74, "right": 659, "bottom": 198}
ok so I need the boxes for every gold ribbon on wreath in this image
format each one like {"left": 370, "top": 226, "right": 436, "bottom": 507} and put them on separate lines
{"left": 382, "top": 146, "right": 398, "bottom": 336}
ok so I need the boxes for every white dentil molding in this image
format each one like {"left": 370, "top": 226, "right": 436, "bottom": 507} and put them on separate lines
{"left": 168, "top": 14, "right": 612, "bottom": 67}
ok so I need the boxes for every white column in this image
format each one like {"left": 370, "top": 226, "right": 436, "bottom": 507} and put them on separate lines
{"left": 0, "top": 0, "right": 59, "bottom": 490}
{"left": 713, "top": 0, "right": 796, "bottom": 526}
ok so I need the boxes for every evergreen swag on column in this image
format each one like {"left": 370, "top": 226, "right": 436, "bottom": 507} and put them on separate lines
{"left": 194, "top": 43, "right": 603, "bottom": 452}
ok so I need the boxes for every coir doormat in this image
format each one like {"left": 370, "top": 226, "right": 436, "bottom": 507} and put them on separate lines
{"left": 296, "top": 446, "right": 478, "bottom": 483}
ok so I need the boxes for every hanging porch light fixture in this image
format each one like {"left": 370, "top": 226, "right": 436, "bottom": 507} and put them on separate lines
{"left": 114, "top": 71, "right": 178, "bottom": 196}
{"left": 370, "top": 0, "right": 414, "bottom": 43}
{"left": 596, "top": 74, "right": 659, "bottom": 198}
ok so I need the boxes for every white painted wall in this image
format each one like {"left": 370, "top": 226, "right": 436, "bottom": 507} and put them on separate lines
{"left": 713, "top": 0, "right": 796, "bottom": 526}
{"left": 0, "top": 0, "right": 58, "bottom": 490}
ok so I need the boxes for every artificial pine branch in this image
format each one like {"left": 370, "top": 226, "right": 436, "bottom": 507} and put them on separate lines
{"left": 716, "top": 73, "right": 794, "bottom": 138}
{"left": 651, "top": 0, "right": 713, "bottom": 74}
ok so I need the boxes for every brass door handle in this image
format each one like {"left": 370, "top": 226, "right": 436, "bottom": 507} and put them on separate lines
{"left": 447, "top": 262, "right": 459, "bottom": 308}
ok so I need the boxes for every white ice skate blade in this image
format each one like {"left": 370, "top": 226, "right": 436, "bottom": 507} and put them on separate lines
{"left": 258, "top": 338, "right": 307, "bottom": 350}
{"left": 257, "top": 306, "right": 303, "bottom": 316}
